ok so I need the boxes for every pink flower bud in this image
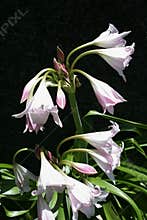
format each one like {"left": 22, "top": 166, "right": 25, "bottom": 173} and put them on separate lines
{"left": 57, "top": 46, "right": 65, "bottom": 63}
{"left": 71, "top": 162, "right": 97, "bottom": 175}
{"left": 56, "top": 86, "right": 66, "bottom": 109}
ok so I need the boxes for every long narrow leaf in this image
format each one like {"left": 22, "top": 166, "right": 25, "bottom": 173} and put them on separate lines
{"left": 0, "top": 163, "right": 13, "bottom": 169}
{"left": 103, "top": 200, "right": 122, "bottom": 220}
{"left": 3, "top": 206, "right": 29, "bottom": 217}
{"left": 121, "top": 161, "right": 147, "bottom": 174}
{"left": 85, "top": 110, "right": 147, "bottom": 130}
{"left": 88, "top": 177, "right": 144, "bottom": 220}
{"left": 117, "top": 180, "right": 147, "bottom": 194}
{"left": 117, "top": 166, "right": 147, "bottom": 182}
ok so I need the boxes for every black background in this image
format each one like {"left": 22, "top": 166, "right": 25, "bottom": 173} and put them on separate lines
{"left": 0, "top": 0, "right": 147, "bottom": 163}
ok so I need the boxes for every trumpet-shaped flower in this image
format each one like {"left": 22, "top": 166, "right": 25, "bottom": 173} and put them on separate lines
{"left": 66, "top": 176, "right": 108, "bottom": 220}
{"left": 96, "top": 43, "right": 135, "bottom": 81}
{"left": 56, "top": 86, "right": 66, "bottom": 109}
{"left": 37, "top": 195, "right": 55, "bottom": 220}
{"left": 74, "top": 123, "right": 122, "bottom": 181}
{"left": 92, "top": 23, "right": 131, "bottom": 48}
{"left": 88, "top": 142, "right": 123, "bottom": 182}
{"left": 20, "top": 68, "right": 49, "bottom": 103}
{"left": 13, "top": 163, "right": 37, "bottom": 192}
{"left": 87, "top": 74, "right": 126, "bottom": 114}
{"left": 12, "top": 80, "right": 62, "bottom": 133}
{"left": 75, "top": 122, "right": 120, "bottom": 150}
{"left": 32, "top": 151, "right": 68, "bottom": 199}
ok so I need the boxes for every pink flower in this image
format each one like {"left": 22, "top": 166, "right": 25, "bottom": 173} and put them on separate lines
{"left": 66, "top": 176, "right": 108, "bottom": 220}
{"left": 71, "top": 162, "right": 97, "bottom": 175}
{"left": 20, "top": 68, "right": 49, "bottom": 103}
{"left": 37, "top": 195, "right": 55, "bottom": 220}
{"left": 88, "top": 142, "right": 123, "bottom": 182}
{"left": 12, "top": 80, "right": 62, "bottom": 133}
{"left": 74, "top": 123, "right": 123, "bottom": 181}
{"left": 75, "top": 122, "right": 119, "bottom": 149}
{"left": 87, "top": 74, "right": 126, "bottom": 114}
{"left": 96, "top": 43, "right": 135, "bottom": 81}
{"left": 92, "top": 23, "right": 131, "bottom": 48}
{"left": 56, "top": 86, "right": 66, "bottom": 109}
{"left": 13, "top": 163, "right": 37, "bottom": 192}
{"left": 32, "top": 151, "right": 68, "bottom": 199}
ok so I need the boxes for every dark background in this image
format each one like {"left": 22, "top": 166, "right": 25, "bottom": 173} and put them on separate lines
{"left": 0, "top": 0, "right": 147, "bottom": 163}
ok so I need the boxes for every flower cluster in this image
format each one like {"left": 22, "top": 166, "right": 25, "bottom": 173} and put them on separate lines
{"left": 12, "top": 24, "right": 134, "bottom": 219}
{"left": 12, "top": 24, "right": 134, "bottom": 133}
{"left": 14, "top": 150, "right": 109, "bottom": 220}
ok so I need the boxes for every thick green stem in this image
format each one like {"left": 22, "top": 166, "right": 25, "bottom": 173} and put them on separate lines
{"left": 68, "top": 91, "right": 83, "bottom": 134}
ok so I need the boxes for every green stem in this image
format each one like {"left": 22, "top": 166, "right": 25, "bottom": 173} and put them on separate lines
{"left": 66, "top": 42, "right": 93, "bottom": 68}
{"left": 70, "top": 49, "right": 98, "bottom": 70}
{"left": 68, "top": 91, "right": 83, "bottom": 134}
{"left": 71, "top": 68, "right": 91, "bottom": 80}
{"left": 56, "top": 134, "right": 80, "bottom": 156}
{"left": 61, "top": 148, "right": 90, "bottom": 160}
{"left": 12, "top": 148, "right": 34, "bottom": 164}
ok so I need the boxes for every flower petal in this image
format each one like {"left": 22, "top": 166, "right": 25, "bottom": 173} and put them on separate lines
{"left": 97, "top": 43, "right": 135, "bottom": 81}
{"left": 37, "top": 195, "right": 55, "bottom": 220}
{"left": 87, "top": 74, "right": 126, "bottom": 114}
{"left": 92, "top": 23, "right": 131, "bottom": 48}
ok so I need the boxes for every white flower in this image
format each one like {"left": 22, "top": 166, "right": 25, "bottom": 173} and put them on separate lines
{"left": 32, "top": 151, "right": 68, "bottom": 199}
{"left": 74, "top": 123, "right": 123, "bottom": 181}
{"left": 96, "top": 43, "right": 135, "bottom": 81}
{"left": 88, "top": 141, "right": 123, "bottom": 182}
{"left": 76, "top": 122, "right": 120, "bottom": 148}
{"left": 87, "top": 74, "right": 126, "bottom": 114}
{"left": 12, "top": 80, "right": 62, "bottom": 133}
{"left": 92, "top": 23, "right": 131, "bottom": 48}
{"left": 66, "top": 177, "right": 108, "bottom": 220}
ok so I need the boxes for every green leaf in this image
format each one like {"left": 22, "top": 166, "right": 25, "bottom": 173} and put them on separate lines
{"left": 3, "top": 206, "right": 29, "bottom": 217}
{"left": 117, "top": 180, "right": 147, "bottom": 194}
{"left": 2, "top": 186, "right": 20, "bottom": 195}
{"left": 57, "top": 206, "right": 66, "bottom": 220}
{"left": 0, "top": 163, "right": 13, "bottom": 169}
{"left": 49, "top": 191, "right": 58, "bottom": 209}
{"left": 103, "top": 200, "right": 122, "bottom": 220}
{"left": 0, "top": 169, "right": 15, "bottom": 179}
{"left": 85, "top": 110, "right": 147, "bottom": 130}
{"left": 121, "top": 161, "right": 147, "bottom": 174}
{"left": 88, "top": 176, "right": 144, "bottom": 220}
{"left": 124, "top": 138, "right": 146, "bottom": 158}
{"left": 65, "top": 194, "right": 71, "bottom": 220}
{"left": 117, "top": 166, "right": 147, "bottom": 182}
